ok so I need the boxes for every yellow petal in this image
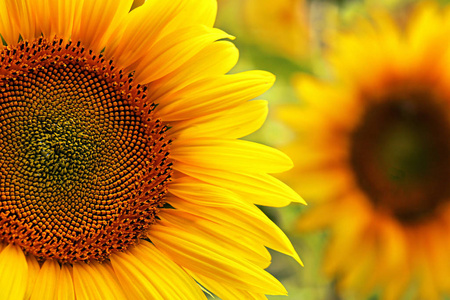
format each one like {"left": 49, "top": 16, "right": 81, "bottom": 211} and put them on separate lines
{"left": 129, "top": 241, "right": 206, "bottom": 299}
{"left": 147, "top": 40, "right": 238, "bottom": 101}
{"left": 149, "top": 224, "right": 288, "bottom": 295}
{"left": 167, "top": 195, "right": 302, "bottom": 265}
{"left": 287, "top": 165, "right": 355, "bottom": 202}
{"left": 24, "top": 255, "right": 40, "bottom": 300}
{"left": 106, "top": 0, "right": 216, "bottom": 67}
{"left": 29, "top": 0, "right": 80, "bottom": 40}
{"left": 292, "top": 74, "right": 362, "bottom": 130}
{"left": 174, "top": 161, "right": 304, "bottom": 206}
{"left": 159, "top": 0, "right": 217, "bottom": 33}
{"left": 30, "top": 259, "right": 60, "bottom": 300}
{"left": 105, "top": 0, "right": 187, "bottom": 64}
{"left": 73, "top": 263, "right": 102, "bottom": 300}
{"left": 155, "top": 71, "right": 274, "bottom": 121}
{"left": 171, "top": 139, "right": 293, "bottom": 174}
{"left": 159, "top": 209, "right": 272, "bottom": 268}
{"left": 111, "top": 241, "right": 206, "bottom": 300}
{"left": 89, "top": 262, "right": 127, "bottom": 300}
{"left": 2, "top": 0, "right": 36, "bottom": 44}
{"left": 73, "top": 262, "right": 126, "bottom": 300}
{"left": 134, "top": 26, "right": 233, "bottom": 84}
{"left": 57, "top": 265, "right": 75, "bottom": 300}
{"left": 174, "top": 100, "right": 268, "bottom": 139}
{"left": 0, "top": 244, "right": 28, "bottom": 300}
{"left": 110, "top": 252, "right": 164, "bottom": 300}
{"left": 0, "top": 0, "right": 20, "bottom": 45}
{"left": 71, "top": 0, "right": 133, "bottom": 53}
{"left": 191, "top": 272, "right": 268, "bottom": 300}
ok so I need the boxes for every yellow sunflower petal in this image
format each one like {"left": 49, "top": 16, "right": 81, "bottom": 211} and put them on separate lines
{"left": 133, "top": 26, "right": 233, "bottom": 84}
{"left": 149, "top": 224, "right": 288, "bottom": 295}
{"left": 0, "top": 244, "right": 28, "bottom": 300}
{"left": 160, "top": 0, "right": 217, "bottom": 33}
{"left": 288, "top": 166, "right": 354, "bottom": 201}
{"left": 167, "top": 197, "right": 301, "bottom": 264}
{"left": 147, "top": 40, "right": 239, "bottom": 101}
{"left": 169, "top": 179, "right": 258, "bottom": 210}
{"left": 73, "top": 262, "right": 126, "bottom": 300}
{"left": 89, "top": 262, "right": 127, "bottom": 299}
{"left": 191, "top": 272, "right": 268, "bottom": 300}
{"left": 57, "top": 265, "right": 75, "bottom": 300}
{"left": 30, "top": 259, "right": 60, "bottom": 300}
{"left": 155, "top": 71, "right": 274, "bottom": 121}
{"left": 174, "top": 161, "right": 304, "bottom": 206}
{"left": 171, "top": 139, "right": 293, "bottom": 174}
{"left": 159, "top": 209, "right": 272, "bottom": 268}
{"left": 24, "top": 254, "right": 40, "bottom": 300}
{"left": 0, "top": 0, "right": 20, "bottom": 45}
{"left": 292, "top": 74, "right": 362, "bottom": 130}
{"left": 71, "top": 0, "right": 133, "bottom": 53}
{"left": 2, "top": 0, "right": 36, "bottom": 43}
{"left": 129, "top": 241, "right": 206, "bottom": 299}
{"left": 382, "top": 270, "right": 411, "bottom": 300}
{"left": 110, "top": 242, "right": 206, "bottom": 300}
{"left": 323, "top": 194, "right": 373, "bottom": 276}
{"left": 338, "top": 237, "right": 376, "bottom": 292}
{"left": 29, "top": 0, "right": 80, "bottom": 40}
{"left": 105, "top": 0, "right": 187, "bottom": 64}
{"left": 174, "top": 100, "right": 268, "bottom": 139}
{"left": 105, "top": 0, "right": 217, "bottom": 67}
{"left": 73, "top": 263, "right": 102, "bottom": 300}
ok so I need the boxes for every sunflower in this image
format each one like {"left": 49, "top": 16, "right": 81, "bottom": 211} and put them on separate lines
{"left": 279, "top": 3, "right": 450, "bottom": 300}
{"left": 0, "top": 0, "right": 304, "bottom": 299}
{"left": 243, "top": 0, "right": 310, "bottom": 59}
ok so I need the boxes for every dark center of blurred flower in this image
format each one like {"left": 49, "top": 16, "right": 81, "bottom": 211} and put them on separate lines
{"left": 0, "top": 37, "right": 172, "bottom": 263}
{"left": 350, "top": 88, "right": 450, "bottom": 224}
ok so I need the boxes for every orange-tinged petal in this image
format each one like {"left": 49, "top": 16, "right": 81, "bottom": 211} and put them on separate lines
{"left": 57, "top": 265, "right": 75, "bottom": 300}
{"left": 24, "top": 255, "right": 40, "bottom": 300}
{"left": 71, "top": 0, "right": 132, "bottom": 53}
{"left": 9, "top": 0, "right": 37, "bottom": 40}
{"left": 30, "top": 259, "right": 60, "bottom": 300}
{"left": 0, "top": 0, "right": 20, "bottom": 45}
{"left": 30, "top": 0, "right": 80, "bottom": 40}
{"left": 0, "top": 244, "right": 28, "bottom": 300}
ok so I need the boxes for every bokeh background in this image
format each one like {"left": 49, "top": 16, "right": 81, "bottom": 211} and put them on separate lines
{"left": 213, "top": 1, "right": 450, "bottom": 299}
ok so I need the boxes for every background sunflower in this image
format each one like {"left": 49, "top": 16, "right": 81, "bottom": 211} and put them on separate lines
{"left": 216, "top": 0, "right": 450, "bottom": 299}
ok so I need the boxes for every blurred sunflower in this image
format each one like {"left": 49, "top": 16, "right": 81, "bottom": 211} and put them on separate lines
{"left": 280, "top": 3, "right": 450, "bottom": 300}
{"left": 0, "top": 0, "right": 304, "bottom": 299}
{"left": 243, "top": 0, "right": 310, "bottom": 60}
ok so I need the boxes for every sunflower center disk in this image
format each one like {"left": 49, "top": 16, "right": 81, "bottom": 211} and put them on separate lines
{"left": 350, "top": 89, "right": 450, "bottom": 223}
{"left": 0, "top": 38, "right": 172, "bottom": 263}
